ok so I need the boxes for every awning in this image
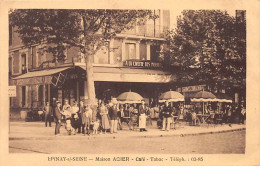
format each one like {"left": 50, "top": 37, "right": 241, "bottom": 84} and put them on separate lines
{"left": 80, "top": 66, "right": 176, "bottom": 83}
{"left": 13, "top": 65, "right": 176, "bottom": 86}
{"left": 13, "top": 67, "right": 70, "bottom": 85}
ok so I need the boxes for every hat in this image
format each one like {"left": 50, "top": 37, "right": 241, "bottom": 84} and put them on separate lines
{"left": 56, "top": 101, "right": 61, "bottom": 104}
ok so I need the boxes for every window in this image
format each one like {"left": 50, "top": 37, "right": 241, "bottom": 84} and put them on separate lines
{"left": 9, "top": 57, "right": 12, "bottom": 76}
{"left": 21, "top": 54, "right": 27, "bottom": 74}
{"left": 38, "top": 85, "right": 43, "bottom": 107}
{"left": 125, "top": 43, "right": 136, "bottom": 60}
{"left": 94, "top": 45, "right": 109, "bottom": 64}
{"left": 22, "top": 86, "right": 26, "bottom": 107}
{"left": 9, "top": 25, "right": 12, "bottom": 46}
{"left": 150, "top": 44, "right": 160, "bottom": 62}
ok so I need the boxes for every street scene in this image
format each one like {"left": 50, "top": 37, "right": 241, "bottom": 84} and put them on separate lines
{"left": 8, "top": 9, "right": 246, "bottom": 154}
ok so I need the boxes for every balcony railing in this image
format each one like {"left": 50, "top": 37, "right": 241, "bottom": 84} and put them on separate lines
{"left": 121, "top": 24, "right": 169, "bottom": 38}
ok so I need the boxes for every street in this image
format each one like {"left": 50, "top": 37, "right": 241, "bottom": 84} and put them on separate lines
{"left": 9, "top": 127, "right": 245, "bottom": 154}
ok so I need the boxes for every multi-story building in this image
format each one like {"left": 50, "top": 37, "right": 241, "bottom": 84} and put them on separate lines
{"left": 9, "top": 10, "right": 176, "bottom": 109}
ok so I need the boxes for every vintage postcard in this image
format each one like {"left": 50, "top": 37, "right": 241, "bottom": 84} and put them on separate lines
{"left": 0, "top": 0, "right": 260, "bottom": 166}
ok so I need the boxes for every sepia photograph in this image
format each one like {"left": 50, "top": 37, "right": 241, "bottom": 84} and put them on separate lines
{"left": 0, "top": 0, "right": 260, "bottom": 166}
{"left": 8, "top": 8, "right": 246, "bottom": 154}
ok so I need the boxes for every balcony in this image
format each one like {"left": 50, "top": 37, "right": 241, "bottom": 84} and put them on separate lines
{"left": 121, "top": 24, "right": 169, "bottom": 39}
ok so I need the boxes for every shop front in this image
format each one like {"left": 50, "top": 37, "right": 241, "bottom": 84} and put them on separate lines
{"left": 12, "top": 61, "right": 177, "bottom": 108}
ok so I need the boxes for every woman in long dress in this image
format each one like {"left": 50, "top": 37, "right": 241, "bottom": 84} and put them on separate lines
{"left": 99, "top": 102, "right": 110, "bottom": 134}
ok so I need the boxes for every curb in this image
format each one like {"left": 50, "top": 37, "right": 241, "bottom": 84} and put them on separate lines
{"left": 9, "top": 127, "right": 246, "bottom": 141}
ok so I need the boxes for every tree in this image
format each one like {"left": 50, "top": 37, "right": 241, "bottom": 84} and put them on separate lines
{"left": 10, "top": 9, "right": 156, "bottom": 107}
{"left": 163, "top": 10, "right": 246, "bottom": 94}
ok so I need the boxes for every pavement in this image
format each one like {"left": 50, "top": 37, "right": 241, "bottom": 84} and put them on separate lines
{"left": 9, "top": 120, "right": 246, "bottom": 140}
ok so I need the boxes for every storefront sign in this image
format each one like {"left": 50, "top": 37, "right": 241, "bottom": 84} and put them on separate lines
{"left": 181, "top": 85, "right": 206, "bottom": 92}
{"left": 123, "top": 60, "right": 162, "bottom": 68}
{"left": 9, "top": 86, "right": 16, "bottom": 97}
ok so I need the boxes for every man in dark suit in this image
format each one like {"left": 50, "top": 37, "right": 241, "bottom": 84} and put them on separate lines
{"left": 162, "top": 101, "right": 172, "bottom": 131}
{"left": 138, "top": 100, "right": 148, "bottom": 132}
{"left": 109, "top": 102, "right": 118, "bottom": 134}
{"left": 43, "top": 102, "right": 53, "bottom": 127}
{"left": 54, "top": 101, "right": 62, "bottom": 135}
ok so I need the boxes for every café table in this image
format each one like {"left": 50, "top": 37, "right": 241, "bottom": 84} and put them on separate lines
{"left": 196, "top": 114, "right": 210, "bottom": 126}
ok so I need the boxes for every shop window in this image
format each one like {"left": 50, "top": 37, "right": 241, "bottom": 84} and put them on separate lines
{"left": 125, "top": 43, "right": 136, "bottom": 60}
{"left": 38, "top": 85, "right": 43, "bottom": 107}
{"left": 22, "top": 86, "right": 26, "bottom": 107}
{"left": 150, "top": 44, "right": 160, "bottom": 62}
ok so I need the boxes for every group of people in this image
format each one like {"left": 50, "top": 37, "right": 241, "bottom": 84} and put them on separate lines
{"left": 43, "top": 98, "right": 154, "bottom": 136}
{"left": 184, "top": 102, "right": 246, "bottom": 126}
{"left": 42, "top": 97, "right": 246, "bottom": 136}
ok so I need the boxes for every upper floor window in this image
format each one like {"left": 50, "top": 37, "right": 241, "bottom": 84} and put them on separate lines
{"left": 150, "top": 44, "right": 160, "bottom": 62}
{"left": 21, "top": 54, "right": 27, "bottom": 74}
{"left": 125, "top": 43, "right": 136, "bottom": 60}
{"left": 9, "top": 25, "right": 12, "bottom": 46}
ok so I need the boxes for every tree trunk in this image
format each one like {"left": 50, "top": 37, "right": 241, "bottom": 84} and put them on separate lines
{"left": 85, "top": 53, "right": 97, "bottom": 121}
{"left": 85, "top": 54, "right": 96, "bottom": 105}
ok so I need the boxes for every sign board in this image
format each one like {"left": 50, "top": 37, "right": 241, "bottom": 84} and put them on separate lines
{"left": 181, "top": 85, "right": 206, "bottom": 92}
{"left": 123, "top": 60, "right": 162, "bottom": 68}
{"left": 8, "top": 86, "right": 16, "bottom": 97}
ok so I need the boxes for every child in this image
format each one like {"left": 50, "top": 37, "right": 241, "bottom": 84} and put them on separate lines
{"left": 61, "top": 109, "right": 75, "bottom": 135}
{"left": 93, "top": 119, "right": 100, "bottom": 135}
{"left": 82, "top": 105, "right": 92, "bottom": 135}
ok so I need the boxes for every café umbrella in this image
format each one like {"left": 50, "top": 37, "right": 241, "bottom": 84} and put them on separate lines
{"left": 215, "top": 93, "right": 233, "bottom": 103}
{"left": 117, "top": 91, "right": 144, "bottom": 104}
{"left": 158, "top": 91, "right": 185, "bottom": 103}
{"left": 191, "top": 91, "right": 217, "bottom": 114}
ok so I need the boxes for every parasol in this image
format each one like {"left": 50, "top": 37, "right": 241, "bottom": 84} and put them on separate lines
{"left": 191, "top": 91, "right": 217, "bottom": 102}
{"left": 158, "top": 91, "right": 184, "bottom": 103}
{"left": 215, "top": 93, "right": 233, "bottom": 103}
{"left": 117, "top": 91, "right": 144, "bottom": 104}
{"left": 191, "top": 91, "right": 217, "bottom": 115}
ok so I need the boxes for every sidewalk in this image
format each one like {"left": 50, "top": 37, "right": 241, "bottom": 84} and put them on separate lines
{"left": 9, "top": 120, "right": 246, "bottom": 140}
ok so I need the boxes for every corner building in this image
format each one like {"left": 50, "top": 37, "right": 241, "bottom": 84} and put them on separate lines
{"left": 9, "top": 10, "right": 176, "bottom": 109}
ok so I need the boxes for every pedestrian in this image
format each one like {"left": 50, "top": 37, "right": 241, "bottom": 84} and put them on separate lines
{"left": 71, "top": 101, "right": 81, "bottom": 133}
{"left": 99, "top": 102, "right": 110, "bottom": 134}
{"left": 138, "top": 100, "right": 148, "bottom": 132}
{"left": 161, "top": 101, "right": 172, "bottom": 131}
{"left": 54, "top": 101, "right": 62, "bottom": 135}
{"left": 62, "top": 99, "right": 71, "bottom": 112}
{"left": 117, "top": 104, "right": 124, "bottom": 130}
{"left": 82, "top": 105, "right": 93, "bottom": 135}
{"left": 240, "top": 104, "right": 246, "bottom": 124}
{"left": 226, "top": 105, "right": 232, "bottom": 127}
{"left": 43, "top": 102, "right": 53, "bottom": 127}
{"left": 61, "top": 104, "right": 75, "bottom": 135}
{"left": 109, "top": 102, "right": 118, "bottom": 134}
{"left": 92, "top": 119, "right": 100, "bottom": 135}
{"left": 78, "top": 100, "right": 85, "bottom": 134}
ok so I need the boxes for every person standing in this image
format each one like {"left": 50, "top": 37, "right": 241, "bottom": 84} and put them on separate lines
{"left": 82, "top": 105, "right": 93, "bottom": 135}
{"left": 71, "top": 101, "right": 81, "bottom": 132}
{"left": 109, "top": 102, "right": 118, "bottom": 134}
{"left": 54, "top": 101, "right": 62, "bottom": 135}
{"left": 43, "top": 102, "right": 53, "bottom": 127}
{"left": 138, "top": 100, "right": 148, "bottom": 132}
{"left": 79, "top": 100, "right": 85, "bottom": 134}
{"left": 162, "top": 101, "right": 172, "bottom": 131}
{"left": 99, "top": 102, "right": 110, "bottom": 134}
{"left": 240, "top": 104, "right": 246, "bottom": 124}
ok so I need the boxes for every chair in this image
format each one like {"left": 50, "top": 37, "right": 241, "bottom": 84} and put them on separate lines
{"left": 206, "top": 113, "right": 215, "bottom": 127}
{"left": 215, "top": 113, "right": 223, "bottom": 125}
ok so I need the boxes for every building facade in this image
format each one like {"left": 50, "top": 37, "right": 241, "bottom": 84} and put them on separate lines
{"left": 9, "top": 10, "right": 176, "bottom": 109}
